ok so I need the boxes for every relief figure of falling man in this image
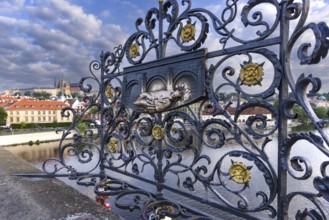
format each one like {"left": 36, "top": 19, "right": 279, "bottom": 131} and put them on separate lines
{"left": 133, "top": 84, "right": 190, "bottom": 113}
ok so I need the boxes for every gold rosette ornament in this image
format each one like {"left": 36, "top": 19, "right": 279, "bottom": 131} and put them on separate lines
{"left": 129, "top": 43, "right": 140, "bottom": 58}
{"left": 152, "top": 125, "right": 164, "bottom": 140}
{"left": 229, "top": 161, "right": 251, "bottom": 184}
{"left": 180, "top": 22, "right": 196, "bottom": 43}
{"left": 107, "top": 138, "right": 118, "bottom": 153}
{"left": 239, "top": 62, "right": 264, "bottom": 86}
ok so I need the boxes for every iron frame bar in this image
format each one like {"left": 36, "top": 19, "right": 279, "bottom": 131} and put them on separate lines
{"left": 14, "top": 1, "right": 329, "bottom": 219}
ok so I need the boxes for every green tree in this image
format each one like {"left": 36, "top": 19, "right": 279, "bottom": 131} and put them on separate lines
{"left": 24, "top": 91, "right": 31, "bottom": 96}
{"left": 33, "top": 91, "right": 51, "bottom": 100}
{"left": 14, "top": 92, "right": 21, "bottom": 97}
{"left": 71, "top": 92, "right": 84, "bottom": 100}
{"left": 20, "top": 122, "right": 27, "bottom": 129}
{"left": 273, "top": 100, "right": 328, "bottom": 124}
{"left": 71, "top": 92, "right": 79, "bottom": 98}
{"left": 322, "top": 93, "right": 328, "bottom": 100}
{"left": 88, "top": 106, "right": 99, "bottom": 120}
{"left": 0, "top": 107, "right": 8, "bottom": 125}
{"left": 273, "top": 99, "right": 279, "bottom": 109}
{"left": 293, "top": 106, "right": 310, "bottom": 123}
{"left": 314, "top": 106, "right": 328, "bottom": 119}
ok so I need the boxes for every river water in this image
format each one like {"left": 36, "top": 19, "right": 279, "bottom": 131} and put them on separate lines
{"left": 5, "top": 126, "right": 329, "bottom": 219}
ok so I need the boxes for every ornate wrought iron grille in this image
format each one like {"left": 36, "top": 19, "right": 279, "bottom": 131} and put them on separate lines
{"left": 19, "top": 0, "right": 329, "bottom": 219}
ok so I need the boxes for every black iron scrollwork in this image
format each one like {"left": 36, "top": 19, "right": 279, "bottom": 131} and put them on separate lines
{"left": 37, "top": 0, "right": 329, "bottom": 219}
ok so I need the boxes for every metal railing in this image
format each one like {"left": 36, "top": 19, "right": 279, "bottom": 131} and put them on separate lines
{"left": 18, "top": 0, "right": 329, "bottom": 219}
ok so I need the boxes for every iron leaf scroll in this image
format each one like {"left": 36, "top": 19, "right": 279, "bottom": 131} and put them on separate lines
{"left": 33, "top": 0, "right": 329, "bottom": 219}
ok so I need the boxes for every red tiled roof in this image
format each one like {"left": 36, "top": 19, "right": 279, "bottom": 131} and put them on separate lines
{"left": 65, "top": 99, "right": 75, "bottom": 106}
{"left": 0, "top": 96, "right": 18, "bottom": 102}
{"left": 6, "top": 99, "right": 69, "bottom": 111}
{"left": 240, "top": 106, "right": 271, "bottom": 115}
{"left": 70, "top": 87, "right": 81, "bottom": 91}
{"left": 0, "top": 100, "right": 17, "bottom": 108}
{"left": 0, "top": 96, "right": 19, "bottom": 108}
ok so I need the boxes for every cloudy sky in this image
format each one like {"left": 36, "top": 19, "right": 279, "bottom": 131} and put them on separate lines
{"left": 1, "top": 0, "right": 329, "bottom": 93}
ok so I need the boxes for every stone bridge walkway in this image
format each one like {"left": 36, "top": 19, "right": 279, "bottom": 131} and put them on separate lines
{"left": 0, "top": 147, "right": 124, "bottom": 220}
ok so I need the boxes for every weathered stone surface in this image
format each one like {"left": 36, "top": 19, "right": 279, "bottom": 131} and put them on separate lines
{"left": 0, "top": 147, "right": 125, "bottom": 220}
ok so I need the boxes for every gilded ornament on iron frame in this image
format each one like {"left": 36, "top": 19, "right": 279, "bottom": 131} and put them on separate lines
{"left": 152, "top": 125, "right": 164, "bottom": 140}
{"left": 129, "top": 43, "right": 140, "bottom": 58}
{"left": 228, "top": 161, "right": 252, "bottom": 184}
{"left": 180, "top": 22, "right": 196, "bottom": 43}
{"left": 105, "top": 85, "right": 113, "bottom": 99}
{"left": 239, "top": 62, "right": 265, "bottom": 87}
{"left": 107, "top": 138, "right": 118, "bottom": 153}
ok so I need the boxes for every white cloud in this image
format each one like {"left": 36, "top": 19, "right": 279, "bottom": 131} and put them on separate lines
{"left": 27, "top": 0, "right": 103, "bottom": 42}
{"left": 205, "top": 4, "right": 222, "bottom": 15}
{"left": 308, "top": 0, "right": 329, "bottom": 23}
{"left": 0, "top": 0, "right": 24, "bottom": 13}
{"left": 101, "top": 10, "right": 111, "bottom": 18}
{"left": 0, "top": 0, "right": 130, "bottom": 91}
{"left": 1, "top": 0, "right": 329, "bottom": 93}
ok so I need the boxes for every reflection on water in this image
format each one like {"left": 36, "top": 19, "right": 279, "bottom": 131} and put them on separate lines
{"left": 8, "top": 141, "right": 62, "bottom": 163}
{"left": 6, "top": 125, "right": 329, "bottom": 219}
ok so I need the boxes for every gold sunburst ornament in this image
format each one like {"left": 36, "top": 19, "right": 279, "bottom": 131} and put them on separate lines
{"left": 107, "top": 138, "right": 118, "bottom": 153}
{"left": 152, "top": 125, "right": 164, "bottom": 140}
{"left": 105, "top": 85, "right": 113, "bottom": 99}
{"left": 180, "top": 22, "right": 196, "bottom": 43}
{"left": 129, "top": 43, "right": 140, "bottom": 58}
{"left": 239, "top": 62, "right": 264, "bottom": 86}
{"left": 228, "top": 161, "right": 252, "bottom": 184}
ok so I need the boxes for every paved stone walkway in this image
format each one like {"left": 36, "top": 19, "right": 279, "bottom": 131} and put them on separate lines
{"left": 0, "top": 147, "right": 124, "bottom": 220}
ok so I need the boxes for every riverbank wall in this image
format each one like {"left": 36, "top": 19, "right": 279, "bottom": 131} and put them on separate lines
{"left": 0, "top": 130, "right": 75, "bottom": 146}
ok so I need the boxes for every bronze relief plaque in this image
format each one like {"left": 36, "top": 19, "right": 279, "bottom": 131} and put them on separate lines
{"left": 122, "top": 49, "right": 207, "bottom": 113}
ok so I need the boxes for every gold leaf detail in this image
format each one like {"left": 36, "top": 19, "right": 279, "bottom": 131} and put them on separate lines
{"left": 129, "top": 43, "right": 140, "bottom": 58}
{"left": 180, "top": 23, "right": 196, "bottom": 43}
{"left": 152, "top": 125, "right": 164, "bottom": 140}
{"left": 239, "top": 63, "right": 264, "bottom": 86}
{"left": 107, "top": 138, "right": 118, "bottom": 153}
{"left": 228, "top": 162, "right": 251, "bottom": 184}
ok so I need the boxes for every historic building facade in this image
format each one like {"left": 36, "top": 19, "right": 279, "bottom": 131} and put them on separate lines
{"left": 5, "top": 99, "right": 72, "bottom": 124}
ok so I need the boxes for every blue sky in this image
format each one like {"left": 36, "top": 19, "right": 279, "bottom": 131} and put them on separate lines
{"left": 0, "top": 0, "right": 329, "bottom": 93}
